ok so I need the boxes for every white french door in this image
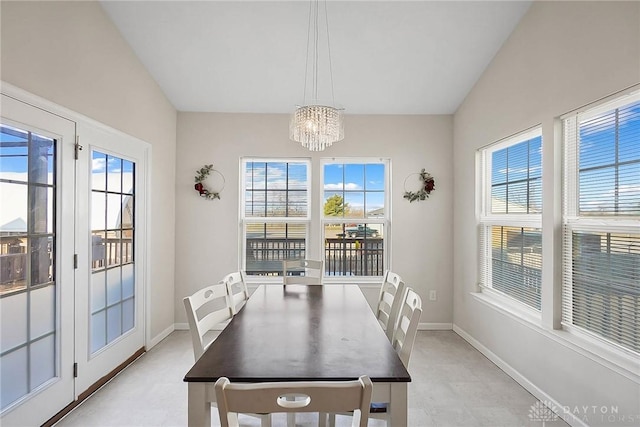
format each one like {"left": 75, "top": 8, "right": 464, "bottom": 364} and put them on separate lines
{"left": 74, "top": 122, "right": 147, "bottom": 393}
{"left": 1, "top": 93, "right": 148, "bottom": 426}
{"left": 0, "top": 95, "right": 76, "bottom": 426}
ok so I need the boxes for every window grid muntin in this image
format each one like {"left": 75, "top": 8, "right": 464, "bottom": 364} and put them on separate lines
{"left": 562, "top": 92, "right": 640, "bottom": 355}
{"left": 241, "top": 159, "right": 311, "bottom": 277}
{"left": 479, "top": 128, "right": 542, "bottom": 311}
{"left": 0, "top": 125, "right": 57, "bottom": 410}
{"left": 90, "top": 151, "right": 136, "bottom": 353}
{"left": 321, "top": 159, "right": 389, "bottom": 278}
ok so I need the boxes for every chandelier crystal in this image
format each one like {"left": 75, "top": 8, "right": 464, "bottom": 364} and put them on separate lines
{"left": 290, "top": 105, "right": 344, "bottom": 151}
{"left": 290, "top": 0, "right": 344, "bottom": 151}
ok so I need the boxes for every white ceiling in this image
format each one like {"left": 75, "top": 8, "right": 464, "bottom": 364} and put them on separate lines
{"left": 101, "top": 1, "right": 531, "bottom": 115}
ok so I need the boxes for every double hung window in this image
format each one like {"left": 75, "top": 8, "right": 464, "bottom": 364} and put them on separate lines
{"left": 321, "top": 159, "right": 389, "bottom": 277}
{"left": 241, "top": 159, "right": 310, "bottom": 277}
{"left": 562, "top": 91, "right": 640, "bottom": 354}
{"left": 478, "top": 129, "right": 543, "bottom": 310}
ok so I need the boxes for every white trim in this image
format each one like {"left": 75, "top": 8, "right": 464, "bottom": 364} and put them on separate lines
{"left": 470, "top": 292, "right": 640, "bottom": 384}
{"left": 559, "top": 85, "right": 640, "bottom": 120}
{"left": 174, "top": 322, "right": 227, "bottom": 332}
{"left": 147, "top": 324, "right": 175, "bottom": 349}
{"left": 418, "top": 322, "right": 452, "bottom": 330}
{"left": 453, "top": 324, "right": 588, "bottom": 427}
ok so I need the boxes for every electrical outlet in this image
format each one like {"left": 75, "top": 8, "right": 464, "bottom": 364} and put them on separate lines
{"left": 429, "top": 290, "right": 437, "bottom": 301}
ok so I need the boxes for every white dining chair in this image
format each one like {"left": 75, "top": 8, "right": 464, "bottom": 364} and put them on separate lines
{"left": 375, "top": 270, "right": 407, "bottom": 340}
{"left": 282, "top": 259, "right": 323, "bottom": 285}
{"left": 328, "top": 287, "right": 422, "bottom": 427}
{"left": 183, "top": 283, "right": 234, "bottom": 361}
{"left": 183, "top": 283, "right": 271, "bottom": 427}
{"left": 222, "top": 271, "right": 250, "bottom": 315}
{"left": 215, "top": 376, "right": 373, "bottom": 427}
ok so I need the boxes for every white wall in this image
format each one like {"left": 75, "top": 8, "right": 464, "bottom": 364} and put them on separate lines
{"left": 175, "top": 112, "right": 453, "bottom": 325}
{"left": 453, "top": 0, "right": 640, "bottom": 422}
{"left": 0, "top": 1, "right": 178, "bottom": 342}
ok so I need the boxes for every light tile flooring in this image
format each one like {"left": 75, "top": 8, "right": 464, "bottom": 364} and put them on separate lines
{"left": 56, "top": 331, "right": 569, "bottom": 426}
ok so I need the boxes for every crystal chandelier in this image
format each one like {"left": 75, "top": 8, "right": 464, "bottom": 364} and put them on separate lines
{"left": 290, "top": 0, "right": 344, "bottom": 151}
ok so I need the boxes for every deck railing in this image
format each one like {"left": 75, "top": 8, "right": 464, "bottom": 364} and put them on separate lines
{"left": 246, "top": 237, "right": 384, "bottom": 276}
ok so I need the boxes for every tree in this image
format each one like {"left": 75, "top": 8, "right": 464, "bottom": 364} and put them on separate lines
{"left": 324, "top": 195, "right": 348, "bottom": 216}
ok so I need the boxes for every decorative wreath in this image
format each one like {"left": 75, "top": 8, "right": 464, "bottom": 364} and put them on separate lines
{"left": 403, "top": 168, "right": 435, "bottom": 202}
{"left": 194, "top": 164, "right": 224, "bottom": 200}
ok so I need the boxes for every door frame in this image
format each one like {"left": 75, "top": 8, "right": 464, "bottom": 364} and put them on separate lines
{"left": 73, "top": 121, "right": 149, "bottom": 393}
{"left": 1, "top": 82, "right": 152, "bottom": 392}
{"left": 0, "top": 94, "right": 76, "bottom": 427}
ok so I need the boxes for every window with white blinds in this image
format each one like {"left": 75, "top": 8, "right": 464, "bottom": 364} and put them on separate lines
{"left": 478, "top": 128, "right": 543, "bottom": 311}
{"left": 562, "top": 90, "right": 640, "bottom": 354}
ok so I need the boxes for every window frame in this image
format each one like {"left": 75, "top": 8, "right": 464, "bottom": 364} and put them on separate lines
{"left": 320, "top": 157, "right": 391, "bottom": 282}
{"left": 478, "top": 127, "right": 543, "bottom": 314}
{"left": 561, "top": 89, "right": 640, "bottom": 356}
{"left": 239, "top": 157, "right": 312, "bottom": 281}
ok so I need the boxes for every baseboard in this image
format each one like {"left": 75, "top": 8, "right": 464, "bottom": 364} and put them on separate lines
{"left": 147, "top": 324, "right": 175, "bottom": 349}
{"left": 418, "top": 322, "right": 453, "bottom": 330}
{"left": 174, "top": 322, "right": 227, "bottom": 331}
{"left": 453, "top": 324, "right": 588, "bottom": 427}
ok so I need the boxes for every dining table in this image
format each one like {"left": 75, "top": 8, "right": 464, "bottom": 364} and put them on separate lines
{"left": 184, "top": 284, "right": 411, "bottom": 426}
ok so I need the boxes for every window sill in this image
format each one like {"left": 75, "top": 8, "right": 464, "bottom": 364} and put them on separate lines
{"left": 470, "top": 291, "right": 640, "bottom": 384}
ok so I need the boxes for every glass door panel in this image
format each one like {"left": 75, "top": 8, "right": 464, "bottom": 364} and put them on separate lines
{"left": 90, "top": 151, "right": 135, "bottom": 353}
{"left": 0, "top": 94, "right": 75, "bottom": 427}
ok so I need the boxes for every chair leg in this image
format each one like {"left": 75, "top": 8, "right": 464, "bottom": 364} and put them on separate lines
{"left": 318, "top": 412, "right": 327, "bottom": 427}
{"left": 287, "top": 412, "right": 295, "bottom": 427}
{"left": 260, "top": 414, "right": 272, "bottom": 427}
{"left": 328, "top": 413, "right": 336, "bottom": 427}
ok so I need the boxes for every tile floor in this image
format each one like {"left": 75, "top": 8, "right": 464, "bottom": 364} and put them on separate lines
{"left": 55, "top": 330, "right": 569, "bottom": 426}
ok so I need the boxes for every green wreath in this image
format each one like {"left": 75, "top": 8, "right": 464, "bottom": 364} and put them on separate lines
{"left": 403, "top": 169, "right": 435, "bottom": 202}
{"left": 194, "top": 165, "right": 223, "bottom": 200}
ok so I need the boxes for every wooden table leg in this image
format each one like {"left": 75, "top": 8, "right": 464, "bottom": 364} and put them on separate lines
{"left": 188, "top": 382, "right": 211, "bottom": 427}
{"left": 388, "top": 382, "right": 408, "bottom": 427}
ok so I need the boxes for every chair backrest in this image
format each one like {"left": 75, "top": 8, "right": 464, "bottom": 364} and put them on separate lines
{"left": 282, "top": 259, "right": 323, "bottom": 285}
{"left": 222, "top": 271, "right": 249, "bottom": 315}
{"left": 215, "top": 375, "right": 373, "bottom": 427}
{"left": 375, "top": 270, "right": 407, "bottom": 340}
{"left": 183, "top": 283, "right": 233, "bottom": 361}
{"left": 391, "top": 287, "right": 423, "bottom": 367}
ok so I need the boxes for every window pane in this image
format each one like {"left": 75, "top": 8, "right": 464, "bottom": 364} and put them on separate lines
{"left": 569, "top": 231, "right": 640, "bottom": 353}
{"left": 106, "top": 156, "right": 122, "bottom": 193}
{"left": 491, "top": 148, "right": 507, "bottom": 184}
{"left": 324, "top": 223, "right": 384, "bottom": 277}
{"left": 365, "top": 164, "right": 385, "bottom": 191}
{"left": 30, "top": 236, "right": 53, "bottom": 286}
{"left": 344, "top": 192, "right": 364, "bottom": 218}
{"left": 92, "top": 151, "right": 107, "bottom": 191}
{"left": 579, "top": 167, "right": 615, "bottom": 214}
{"left": 490, "top": 135, "right": 542, "bottom": 215}
{"left": 490, "top": 226, "right": 541, "bottom": 310}
{"left": 245, "top": 223, "right": 307, "bottom": 276}
{"left": 580, "top": 112, "right": 616, "bottom": 169}
{"left": 243, "top": 161, "right": 308, "bottom": 218}
{"left": 344, "top": 164, "right": 364, "bottom": 189}
{"left": 365, "top": 192, "right": 385, "bottom": 218}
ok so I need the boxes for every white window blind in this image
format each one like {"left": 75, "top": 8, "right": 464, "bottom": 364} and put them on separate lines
{"left": 478, "top": 128, "right": 543, "bottom": 310}
{"left": 562, "top": 91, "right": 640, "bottom": 354}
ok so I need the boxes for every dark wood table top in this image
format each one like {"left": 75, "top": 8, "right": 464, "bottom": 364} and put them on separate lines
{"left": 184, "top": 284, "right": 411, "bottom": 384}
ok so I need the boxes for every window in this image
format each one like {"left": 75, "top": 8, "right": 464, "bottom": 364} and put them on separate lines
{"left": 322, "top": 159, "right": 389, "bottom": 277}
{"left": 562, "top": 91, "right": 640, "bottom": 354}
{"left": 479, "top": 128, "right": 543, "bottom": 310}
{"left": 241, "top": 159, "right": 310, "bottom": 276}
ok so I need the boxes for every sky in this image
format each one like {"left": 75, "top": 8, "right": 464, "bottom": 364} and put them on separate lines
{"left": 490, "top": 100, "right": 639, "bottom": 215}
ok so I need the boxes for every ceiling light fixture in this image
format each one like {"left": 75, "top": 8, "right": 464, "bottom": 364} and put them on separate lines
{"left": 290, "top": 0, "right": 344, "bottom": 151}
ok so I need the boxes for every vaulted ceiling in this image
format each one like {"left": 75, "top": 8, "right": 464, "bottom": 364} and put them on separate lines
{"left": 101, "top": 1, "right": 531, "bottom": 115}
